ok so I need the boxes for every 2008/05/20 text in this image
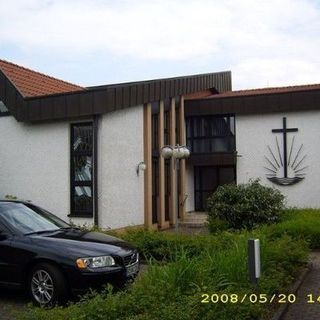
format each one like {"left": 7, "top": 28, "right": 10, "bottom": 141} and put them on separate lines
{"left": 201, "top": 294, "right": 320, "bottom": 304}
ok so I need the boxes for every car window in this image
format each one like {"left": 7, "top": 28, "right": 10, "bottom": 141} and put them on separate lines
{"left": 0, "top": 202, "right": 70, "bottom": 234}
{"left": 0, "top": 220, "right": 8, "bottom": 233}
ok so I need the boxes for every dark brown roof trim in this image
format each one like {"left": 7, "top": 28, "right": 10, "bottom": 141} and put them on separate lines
{"left": 205, "top": 83, "right": 320, "bottom": 99}
{"left": 185, "top": 88, "right": 320, "bottom": 116}
{"left": 0, "top": 69, "right": 25, "bottom": 121}
{"left": 0, "top": 70, "right": 231, "bottom": 122}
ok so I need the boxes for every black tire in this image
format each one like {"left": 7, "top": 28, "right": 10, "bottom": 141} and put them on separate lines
{"left": 28, "top": 263, "right": 68, "bottom": 307}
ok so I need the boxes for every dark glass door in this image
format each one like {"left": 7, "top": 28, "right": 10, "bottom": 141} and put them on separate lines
{"left": 194, "top": 166, "right": 235, "bottom": 211}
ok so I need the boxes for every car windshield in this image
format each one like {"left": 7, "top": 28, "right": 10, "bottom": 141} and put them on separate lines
{"left": 0, "top": 202, "right": 70, "bottom": 235}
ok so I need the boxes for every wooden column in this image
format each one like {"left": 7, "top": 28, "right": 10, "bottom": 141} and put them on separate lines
{"left": 169, "top": 98, "right": 177, "bottom": 225}
{"left": 158, "top": 100, "right": 166, "bottom": 228}
{"left": 179, "top": 96, "right": 187, "bottom": 220}
{"left": 143, "top": 103, "right": 152, "bottom": 229}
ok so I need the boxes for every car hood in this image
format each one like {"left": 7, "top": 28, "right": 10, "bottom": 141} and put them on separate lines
{"left": 29, "top": 229, "right": 135, "bottom": 258}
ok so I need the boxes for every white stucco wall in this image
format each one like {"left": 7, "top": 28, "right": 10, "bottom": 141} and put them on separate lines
{"left": 98, "top": 105, "right": 144, "bottom": 229}
{"left": 186, "top": 163, "right": 195, "bottom": 212}
{"left": 236, "top": 111, "right": 320, "bottom": 208}
{"left": 0, "top": 106, "right": 144, "bottom": 230}
{"left": 0, "top": 116, "right": 78, "bottom": 222}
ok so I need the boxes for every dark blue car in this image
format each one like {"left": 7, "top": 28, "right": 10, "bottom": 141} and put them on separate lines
{"left": 0, "top": 200, "right": 139, "bottom": 306}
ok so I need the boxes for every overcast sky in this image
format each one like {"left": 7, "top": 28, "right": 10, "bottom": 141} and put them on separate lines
{"left": 0, "top": 0, "right": 319, "bottom": 90}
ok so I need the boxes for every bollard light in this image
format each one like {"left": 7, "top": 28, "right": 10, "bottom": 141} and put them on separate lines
{"left": 248, "top": 239, "right": 261, "bottom": 284}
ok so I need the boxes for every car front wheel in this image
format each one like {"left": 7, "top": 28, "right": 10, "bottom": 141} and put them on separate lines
{"left": 28, "top": 263, "right": 67, "bottom": 307}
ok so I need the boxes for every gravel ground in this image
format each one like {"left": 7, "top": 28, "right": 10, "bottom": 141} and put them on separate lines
{"left": 0, "top": 290, "right": 28, "bottom": 320}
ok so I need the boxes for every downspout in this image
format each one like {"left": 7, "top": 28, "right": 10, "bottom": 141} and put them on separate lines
{"left": 93, "top": 115, "right": 99, "bottom": 227}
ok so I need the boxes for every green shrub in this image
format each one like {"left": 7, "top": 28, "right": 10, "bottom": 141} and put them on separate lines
{"left": 4, "top": 194, "right": 17, "bottom": 200}
{"left": 207, "top": 179, "right": 285, "bottom": 230}
{"left": 117, "top": 229, "right": 232, "bottom": 262}
{"left": 207, "top": 216, "right": 229, "bottom": 233}
{"left": 264, "top": 208, "right": 320, "bottom": 249}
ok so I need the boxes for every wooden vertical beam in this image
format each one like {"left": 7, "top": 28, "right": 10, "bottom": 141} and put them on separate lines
{"left": 158, "top": 100, "right": 166, "bottom": 228}
{"left": 169, "top": 98, "right": 177, "bottom": 225}
{"left": 143, "top": 103, "right": 152, "bottom": 229}
{"left": 179, "top": 96, "right": 187, "bottom": 220}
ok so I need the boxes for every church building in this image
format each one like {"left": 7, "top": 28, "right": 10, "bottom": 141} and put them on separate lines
{"left": 0, "top": 59, "right": 319, "bottom": 230}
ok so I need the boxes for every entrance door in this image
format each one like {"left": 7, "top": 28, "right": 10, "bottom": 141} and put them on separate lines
{"left": 194, "top": 166, "right": 235, "bottom": 211}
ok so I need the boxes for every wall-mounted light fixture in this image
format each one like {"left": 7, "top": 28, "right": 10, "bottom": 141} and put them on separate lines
{"left": 136, "top": 161, "right": 146, "bottom": 176}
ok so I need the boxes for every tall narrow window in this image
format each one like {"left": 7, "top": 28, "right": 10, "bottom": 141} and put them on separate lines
{"left": 151, "top": 113, "right": 159, "bottom": 224}
{"left": 151, "top": 101, "right": 160, "bottom": 224}
{"left": 70, "top": 123, "right": 94, "bottom": 217}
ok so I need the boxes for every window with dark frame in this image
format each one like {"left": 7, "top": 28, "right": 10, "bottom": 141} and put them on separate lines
{"left": 151, "top": 111, "right": 159, "bottom": 224}
{"left": 70, "top": 123, "right": 94, "bottom": 217}
{"left": 186, "top": 115, "right": 235, "bottom": 153}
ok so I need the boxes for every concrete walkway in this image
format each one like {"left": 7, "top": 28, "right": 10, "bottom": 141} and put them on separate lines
{"left": 282, "top": 251, "right": 320, "bottom": 320}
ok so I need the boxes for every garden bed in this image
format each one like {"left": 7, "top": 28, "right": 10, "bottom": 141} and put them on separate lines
{"left": 19, "top": 209, "right": 320, "bottom": 320}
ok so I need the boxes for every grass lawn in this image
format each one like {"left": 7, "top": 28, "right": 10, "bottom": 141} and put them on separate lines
{"left": 19, "top": 209, "right": 320, "bottom": 320}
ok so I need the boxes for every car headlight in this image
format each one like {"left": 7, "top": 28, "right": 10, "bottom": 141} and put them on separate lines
{"left": 76, "top": 255, "right": 115, "bottom": 269}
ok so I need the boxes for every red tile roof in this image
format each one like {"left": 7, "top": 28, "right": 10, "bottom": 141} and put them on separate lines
{"left": 0, "top": 59, "right": 84, "bottom": 98}
{"left": 206, "top": 83, "right": 320, "bottom": 99}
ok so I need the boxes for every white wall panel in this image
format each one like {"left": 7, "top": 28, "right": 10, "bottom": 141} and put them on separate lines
{"left": 236, "top": 111, "right": 320, "bottom": 208}
{"left": 98, "top": 105, "right": 145, "bottom": 229}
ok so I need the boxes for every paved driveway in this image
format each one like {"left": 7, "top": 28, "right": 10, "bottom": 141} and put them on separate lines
{"left": 282, "top": 251, "right": 320, "bottom": 320}
{"left": 0, "top": 290, "right": 28, "bottom": 320}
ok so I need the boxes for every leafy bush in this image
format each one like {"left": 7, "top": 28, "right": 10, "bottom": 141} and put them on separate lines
{"left": 207, "top": 217, "right": 229, "bottom": 233}
{"left": 207, "top": 179, "right": 285, "bottom": 230}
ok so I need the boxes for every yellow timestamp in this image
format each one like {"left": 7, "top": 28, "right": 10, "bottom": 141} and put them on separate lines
{"left": 306, "top": 294, "right": 320, "bottom": 304}
{"left": 201, "top": 293, "right": 297, "bottom": 304}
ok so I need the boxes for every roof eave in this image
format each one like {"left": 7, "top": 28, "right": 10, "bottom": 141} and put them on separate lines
{"left": 20, "top": 71, "right": 232, "bottom": 122}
